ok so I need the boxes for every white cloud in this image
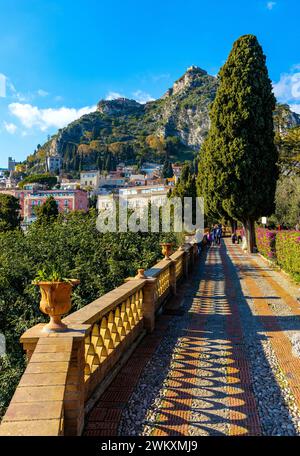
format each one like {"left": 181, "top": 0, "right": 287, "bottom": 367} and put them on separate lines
{"left": 273, "top": 65, "right": 300, "bottom": 113}
{"left": 3, "top": 121, "right": 17, "bottom": 134}
{"left": 105, "top": 91, "right": 125, "bottom": 100}
{"left": 267, "top": 2, "right": 276, "bottom": 10}
{"left": 273, "top": 66, "right": 300, "bottom": 100}
{"left": 132, "top": 90, "right": 155, "bottom": 104}
{"left": 0, "top": 73, "right": 6, "bottom": 97}
{"left": 6, "top": 81, "right": 30, "bottom": 102}
{"left": 8, "top": 102, "right": 97, "bottom": 131}
{"left": 0, "top": 75, "right": 49, "bottom": 101}
{"left": 289, "top": 104, "right": 300, "bottom": 115}
{"left": 37, "top": 89, "right": 49, "bottom": 97}
{"left": 105, "top": 90, "right": 155, "bottom": 104}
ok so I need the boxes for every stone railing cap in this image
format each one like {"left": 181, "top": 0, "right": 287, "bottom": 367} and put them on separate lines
{"left": 21, "top": 323, "right": 90, "bottom": 344}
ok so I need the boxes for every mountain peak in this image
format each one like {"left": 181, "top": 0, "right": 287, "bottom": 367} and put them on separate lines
{"left": 97, "top": 97, "right": 143, "bottom": 115}
{"left": 186, "top": 65, "right": 207, "bottom": 75}
{"left": 163, "top": 65, "right": 211, "bottom": 98}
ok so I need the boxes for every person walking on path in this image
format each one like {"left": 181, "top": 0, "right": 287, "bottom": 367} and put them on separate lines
{"left": 216, "top": 224, "right": 222, "bottom": 245}
{"left": 211, "top": 226, "right": 216, "bottom": 246}
{"left": 211, "top": 224, "right": 219, "bottom": 246}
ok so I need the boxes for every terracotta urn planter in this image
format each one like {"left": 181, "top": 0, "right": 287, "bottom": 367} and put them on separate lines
{"left": 160, "top": 242, "right": 173, "bottom": 260}
{"left": 33, "top": 280, "right": 79, "bottom": 332}
{"left": 135, "top": 268, "right": 146, "bottom": 279}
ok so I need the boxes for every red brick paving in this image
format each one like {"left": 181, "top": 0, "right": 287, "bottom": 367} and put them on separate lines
{"left": 228, "top": 244, "right": 300, "bottom": 416}
{"left": 84, "top": 240, "right": 300, "bottom": 436}
{"left": 83, "top": 304, "right": 179, "bottom": 435}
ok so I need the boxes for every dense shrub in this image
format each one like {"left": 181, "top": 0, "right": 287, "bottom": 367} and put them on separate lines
{"left": 0, "top": 209, "right": 179, "bottom": 418}
{"left": 256, "top": 228, "right": 277, "bottom": 260}
{"left": 275, "top": 231, "right": 300, "bottom": 282}
{"left": 19, "top": 173, "right": 57, "bottom": 189}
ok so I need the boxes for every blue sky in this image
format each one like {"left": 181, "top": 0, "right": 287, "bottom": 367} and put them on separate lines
{"left": 0, "top": 0, "right": 300, "bottom": 168}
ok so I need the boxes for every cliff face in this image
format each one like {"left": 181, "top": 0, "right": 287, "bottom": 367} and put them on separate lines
{"left": 27, "top": 66, "right": 218, "bottom": 173}
{"left": 153, "top": 66, "right": 217, "bottom": 149}
{"left": 97, "top": 98, "right": 143, "bottom": 116}
{"left": 27, "top": 66, "right": 300, "bottom": 173}
{"left": 273, "top": 104, "right": 300, "bottom": 134}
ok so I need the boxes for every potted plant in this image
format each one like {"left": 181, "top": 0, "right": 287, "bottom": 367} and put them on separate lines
{"left": 159, "top": 242, "right": 173, "bottom": 260}
{"left": 32, "top": 266, "right": 79, "bottom": 332}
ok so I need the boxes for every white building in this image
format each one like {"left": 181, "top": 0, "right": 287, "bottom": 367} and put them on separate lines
{"left": 128, "top": 174, "right": 146, "bottom": 186}
{"left": 97, "top": 184, "right": 169, "bottom": 211}
{"left": 5, "top": 171, "right": 17, "bottom": 188}
{"left": 97, "top": 191, "right": 117, "bottom": 210}
{"left": 99, "top": 176, "right": 126, "bottom": 188}
{"left": 80, "top": 171, "right": 100, "bottom": 189}
{"left": 60, "top": 179, "right": 80, "bottom": 190}
{"left": 119, "top": 185, "right": 169, "bottom": 209}
{"left": 47, "top": 155, "right": 62, "bottom": 173}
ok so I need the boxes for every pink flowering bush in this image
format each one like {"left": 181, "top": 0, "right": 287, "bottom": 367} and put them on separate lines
{"left": 256, "top": 228, "right": 277, "bottom": 260}
{"left": 275, "top": 231, "right": 300, "bottom": 282}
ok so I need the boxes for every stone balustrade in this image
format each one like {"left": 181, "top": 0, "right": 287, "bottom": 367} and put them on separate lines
{"left": 0, "top": 242, "right": 198, "bottom": 436}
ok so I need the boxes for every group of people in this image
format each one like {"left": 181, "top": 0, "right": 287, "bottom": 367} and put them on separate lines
{"left": 203, "top": 224, "right": 223, "bottom": 246}
{"left": 231, "top": 230, "right": 243, "bottom": 244}
{"left": 195, "top": 224, "right": 250, "bottom": 254}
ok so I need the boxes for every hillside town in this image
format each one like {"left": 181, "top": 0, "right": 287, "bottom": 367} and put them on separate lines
{"left": 0, "top": 156, "right": 182, "bottom": 224}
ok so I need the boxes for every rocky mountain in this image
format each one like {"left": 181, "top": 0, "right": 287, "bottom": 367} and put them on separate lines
{"left": 26, "top": 66, "right": 218, "bottom": 173}
{"left": 26, "top": 66, "right": 300, "bottom": 174}
{"left": 273, "top": 104, "right": 300, "bottom": 134}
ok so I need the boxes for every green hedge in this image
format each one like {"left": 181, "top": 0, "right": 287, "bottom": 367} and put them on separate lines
{"left": 275, "top": 231, "right": 300, "bottom": 282}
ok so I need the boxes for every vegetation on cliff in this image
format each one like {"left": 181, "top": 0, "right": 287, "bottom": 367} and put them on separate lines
{"left": 25, "top": 67, "right": 218, "bottom": 174}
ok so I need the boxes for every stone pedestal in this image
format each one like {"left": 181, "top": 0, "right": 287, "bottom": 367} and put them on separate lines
{"left": 20, "top": 323, "right": 90, "bottom": 436}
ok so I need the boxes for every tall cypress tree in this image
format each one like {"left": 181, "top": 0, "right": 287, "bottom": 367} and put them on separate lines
{"left": 198, "top": 35, "right": 278, "bottom": 252}
{"left": 172, "top": 163, "right": 197, "bottom": 224}
{"left": 162, "top": 159, "right": 174, "bottom": 178}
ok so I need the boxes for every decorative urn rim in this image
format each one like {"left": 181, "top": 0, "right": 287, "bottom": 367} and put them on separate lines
{"left": 33, "top": 279, "right": 80, "bottom": 333}
{"left": 32, "top": 279, "right": 80, "bottom": 286}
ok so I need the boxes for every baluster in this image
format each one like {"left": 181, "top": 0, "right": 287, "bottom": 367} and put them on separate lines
{"left": 115, "top": 306, "right": 126, "bottom": 340}
{"left": 100, "top": 316, "right": 114, "bottom": 353}
{"left": 108, "top": 310, "right": 121, "bottom": 346}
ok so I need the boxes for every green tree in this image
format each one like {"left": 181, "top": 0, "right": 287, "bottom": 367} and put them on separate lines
{"left": 36, "top": 196, "right": 59, "bottom": 224}
{"left": 172, "top": 163, "right": 195, "bottom": 199}
{"left": 197, "top": 34, "right": 278, "bottom": 252}
{"left": 273, "top": 175, "right": 300, "bottom": 228}
{"left": 0, "top": 194, "right": 21, "bottom": 232}
{"left": 162, "top": 159, "right": 174, "bottom": 178}
{"left": 19, "top": 173, "right": 57, "bottom": 189}
{"left": 0, "top": 209, "right": 180, "bottom": 417}
{"left": 96, "top": 152, "right": 103, "bottom": 172}
{"left": 276, "top": 126, "right": 300, "bottom": 176}
{"left": 105, "top": 152, "right": 112, "bottom": 171}
{"left": 171, "top": 163, "right": 197, "bottom": 224}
